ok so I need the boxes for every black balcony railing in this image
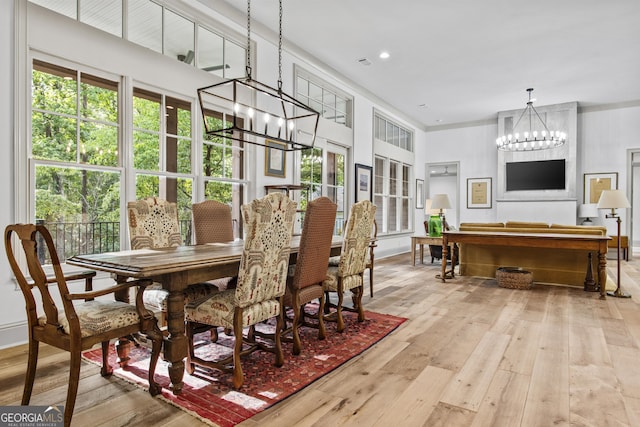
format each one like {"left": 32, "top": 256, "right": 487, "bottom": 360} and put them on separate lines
{"left": 37, "top": 219, "right": 193, "bottom": 264}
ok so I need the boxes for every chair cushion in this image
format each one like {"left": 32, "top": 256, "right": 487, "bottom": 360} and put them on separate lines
{"left": 38, "top": 300, "right": 140, "bottom": 338}
{"left": 322, "top": 266, "right": 364, "bottom": 292}
{"left": 185, "top": 290, "right": 280, "bottom": 329}
{"left": 142, "top": 282, "right": 223, "bottom": 312}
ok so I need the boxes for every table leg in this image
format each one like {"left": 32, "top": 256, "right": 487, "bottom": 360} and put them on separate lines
{"left": 164, "top": 285, "right": 187, "bottom": 394}
{"left": 411, "top": 238, "right": 416, "bottom": 266}
{"left": 419, "top": 244, "right": 424, "bottom": 264}
{"left": 113, "top": 275, "right": 132, "bottom": 366}
{"left": 598, "top": 251, "right": 607, "bottom": 299}
{"left": 440, "top": 239, "right": 448, "bottom": 282}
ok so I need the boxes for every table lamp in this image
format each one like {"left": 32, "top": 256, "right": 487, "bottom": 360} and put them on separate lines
{"left": 431, "top": 194, "right": 452, "bottom": 232}
{"left": 597, "top": 189, "right": 631, "bottom": 298}
{"left": 578, "top": 203, "right": 598, "bottom": 225}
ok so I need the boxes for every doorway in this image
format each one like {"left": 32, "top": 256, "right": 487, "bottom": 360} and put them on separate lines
{"left": 425, "top": 161, "right": 460, "bottom": 228}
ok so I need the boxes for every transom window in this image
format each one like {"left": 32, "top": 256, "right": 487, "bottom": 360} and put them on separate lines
{"left": 295, "top": 70, "right": 352, "bottom": 128}
{"left": 29, "top": 0, "right": 246, "bottom": 79}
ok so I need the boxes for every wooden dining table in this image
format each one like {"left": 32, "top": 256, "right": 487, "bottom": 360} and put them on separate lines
{"left": 68, "top": 236, "right": 343, "bottom": 394}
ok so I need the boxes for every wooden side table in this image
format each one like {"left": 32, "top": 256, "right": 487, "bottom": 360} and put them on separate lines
{"left": 410, "top": 235, "right": 443, "bottom": 265}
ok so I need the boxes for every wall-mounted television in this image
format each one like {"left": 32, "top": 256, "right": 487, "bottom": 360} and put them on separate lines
{"left": 506, "top": 159, "right": 566, "bottom": 191}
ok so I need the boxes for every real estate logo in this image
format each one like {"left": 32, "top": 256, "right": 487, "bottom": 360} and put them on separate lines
{"left": 0, "top": 405, "right": 64, "bottom": 427}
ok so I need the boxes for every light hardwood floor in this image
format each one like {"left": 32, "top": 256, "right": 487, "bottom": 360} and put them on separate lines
{"left": 2, "top": 252, "right": 640, "bottom": 426}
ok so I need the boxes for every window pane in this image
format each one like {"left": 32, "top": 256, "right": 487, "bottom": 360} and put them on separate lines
{"left": 224, "top": 39, "right": 246, "bottom": 79}
{"left": 32, "top": 61, "right": 77, "bottom": 114}
{"left": 388, "top": 198, "right": 397, "bottom": 232}
{"left": 166, "top": 97, "right": 191, "bottom": 138}
{"left": 389, "top": 161, "right": 398, "bottom": 196}
{"left": 35, "top": 165, "right": 121, "bottom": 261}
{"left": 128, "top": 0, "right": 162, "bottom": 53}
{"left": 80, "top": 0, "right": 122, "bottom": 37}
{"left": 133, "top": 131, "right": 159, "bottom": 170}
{"left": 32, "top": 112, "right": 77, "bottom": 162}
{"left": 133, "top": 90, "right": 160, "bottom": 131}
{"left": 30, "top": 0, "right": 76, "bottom": 19}
{"left": 164, "top": 9, "right": 194, "bottom": 64}
{"left": 80, "top": 73, "right": 118, "bottom": 123}
{"left": 297, "top": 76, "right": 308, "bottom": 97}
{"left": 80, "top": 121, "right": 118, "bottom": 167}
{"left": 197, "top": 26, "right": 224, "bottom": 76}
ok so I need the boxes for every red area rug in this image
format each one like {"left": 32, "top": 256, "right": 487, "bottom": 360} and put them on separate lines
{"left": 82, "top": 309, "right": 406, "bottom": 427}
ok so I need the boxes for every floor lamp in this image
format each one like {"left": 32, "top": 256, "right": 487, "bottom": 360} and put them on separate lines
{"left": 597, "top": 189, "right": 632, "bottom": 298}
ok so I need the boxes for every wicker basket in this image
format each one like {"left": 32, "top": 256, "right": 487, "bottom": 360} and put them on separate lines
{"left": 496, "top": 267, "right": 533, "bottom": 289}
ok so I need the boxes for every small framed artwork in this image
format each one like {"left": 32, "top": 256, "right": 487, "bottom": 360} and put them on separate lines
{"left": 415, "top": 179, "right": 424, "bottom": 209}
{"left": 584, "top": 172, "right": 618, "bottom": 204}
{"left": 467, "top": 177, "right": 492, "bottom": 209}
{"left": 355, "top": 163, "right": 373, "bottom": 202}
{"left": 265, "top": 140, "right": 286, "bottom": 178}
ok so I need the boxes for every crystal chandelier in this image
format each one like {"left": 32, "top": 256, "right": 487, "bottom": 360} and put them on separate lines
{"left": 197, "top": 0, "right": 319, "bottom": 151}
{"left": 496, "top": 88, "right": 566, "bottom": 151}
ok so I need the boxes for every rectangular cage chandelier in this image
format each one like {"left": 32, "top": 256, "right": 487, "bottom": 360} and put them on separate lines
{"left": 198, "top": 78, "right": 319, "bottom": 151}
{"left": 197, "top": 0, "right": 319, "bottom": 152}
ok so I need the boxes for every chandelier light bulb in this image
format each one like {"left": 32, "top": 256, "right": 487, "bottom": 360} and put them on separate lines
{"left": 247, "top": 108, "right": 254, "bottom": 118}
{"left": 234, "top": 103, "right": 240, "bottom": 113}
{"left": 524, "top": 131, "right": 529, "bottom": 139}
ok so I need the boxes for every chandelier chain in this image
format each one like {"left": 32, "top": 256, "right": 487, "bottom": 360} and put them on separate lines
{"left": 245, "top": 0, "right": 252, "bottom": 79}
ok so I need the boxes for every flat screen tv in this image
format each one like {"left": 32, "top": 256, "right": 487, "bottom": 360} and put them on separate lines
{"left": 506, "top": 159, "right": 566, "bottom": 191}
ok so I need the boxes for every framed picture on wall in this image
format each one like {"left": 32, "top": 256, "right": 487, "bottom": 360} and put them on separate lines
{"left": 265, "top": 140, "right": 286, "bottom": 177}
{"left": 416, "top": 179, "right": 424, "bottom": 209}
{"left": 355, "top": 163, "right": 372, "bottom": 202}
{"left": 584, "top": 172, "right": 618, "bottom": 204}
{"left": 467, "top": 177, "right": 492, "bottom": 209}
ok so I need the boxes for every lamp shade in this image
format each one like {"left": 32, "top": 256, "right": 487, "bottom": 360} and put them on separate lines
{"left": 596, "top": 190, "right": 630, "bottom": 209}
{"left": 431, "top": 194, "right": 452, "bottom": 210}
{"left": 424, "top": 199, "right": 440, "bottom": 215}
{"left": 578, "top": 203, "right": 598, "bottom": 218}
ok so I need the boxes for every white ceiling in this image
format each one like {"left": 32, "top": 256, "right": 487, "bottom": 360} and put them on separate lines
{"left": 202, "top": 0, "right": 640, "bottom": 130}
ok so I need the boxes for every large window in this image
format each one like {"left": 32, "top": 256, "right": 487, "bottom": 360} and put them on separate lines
{"left": 32, "top": 60, "right": 122, "bottom": 261}
{"left": 373, "top": 111, "right": 414, "bottom": 235}
{"left": 31, "top": 58, "right": 246, "bottom": 261}
{"left": 132, "top": 87, "right": 195, "bottom": 243}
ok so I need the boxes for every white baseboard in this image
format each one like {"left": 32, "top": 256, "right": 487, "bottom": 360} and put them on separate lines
{"left": 0, "top": 321, "right": 28, "bottom": 350}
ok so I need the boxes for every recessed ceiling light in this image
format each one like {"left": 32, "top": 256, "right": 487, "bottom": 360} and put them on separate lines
{"left": 379, "top": 51, "right": 390, "bottom": 59}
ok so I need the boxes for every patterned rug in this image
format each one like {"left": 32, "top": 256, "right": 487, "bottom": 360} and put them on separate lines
{"left": 82, "top": 309, "right": 406, "bottom": 427}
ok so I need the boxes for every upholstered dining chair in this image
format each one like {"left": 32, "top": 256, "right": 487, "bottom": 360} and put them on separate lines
{"left": 127, "top": 197, "right": 218, "bottom": 322}
{"left": 4, "top": 223, "right": 163, "bottom": 427}
{"left": 192, "top": 199, "right": 234, "bottom": 245}
{"left": 323, "top": 199, "right": 376, "bottom": 333}
{"left": 192, "top": 199, "right": 237, "bottom": 292}
{"left": 283, "top": 196, "right": 337, "bottom": 355}
{"left": 184, "top": 192, "right": 296, "bottom": 388}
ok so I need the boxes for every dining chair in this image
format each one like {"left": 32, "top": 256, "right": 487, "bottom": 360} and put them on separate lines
{"left": 283, "top": 196, "right": 337, "bottom": 355}
{"left": 323, "top": 199, "right": 376, "bottom": 333}
{"left": 192, "top": 199, "right": 237, "bottom": 292}
{"left": 4, "top": 223, "right": 163, "bottom": 427}
{"left": 127, "top": 197, "right": 219, "bottom": 322}
{"left": 192, "top": 199, "right": 234, "bottom": 244}
{"left": 184, "top": 192, "right": 296, "bottom": 388}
